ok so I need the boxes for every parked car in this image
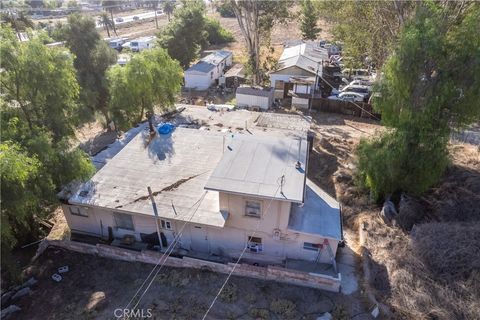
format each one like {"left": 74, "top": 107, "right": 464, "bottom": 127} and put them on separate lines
{"left": 340, "top": 84, "right": 371, "bottom": 96}
{"left": 156, "top": 10, "right": 164, "bottom": 14}
{"left": 328, "top": 92, "right": 365, "bottom": 102}
{"left": 342, "top": 68, "right": 371, "bottom": 81}
{"left": 133, "top": 16, "right": 140, "bottom": 21}
{"left": 116, "top": 17, "right": 124, "bottom": 22}
{"left": 349, "top": 79, "right": 373, "bottom": 87}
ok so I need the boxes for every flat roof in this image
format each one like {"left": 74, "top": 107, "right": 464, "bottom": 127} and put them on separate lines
{"left": 288, "top": 179, "right": 342, "bottom": 240}
{"left": 205, "top": 134, "right": 308, "bottom": 203}
{"left": 236, "top": 86, "right": 273, "bottom": 97}
{"left": 69, "top": 128, "right": 228, "bottom": 228}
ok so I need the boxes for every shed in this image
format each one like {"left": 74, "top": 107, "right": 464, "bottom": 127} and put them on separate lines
{"left": 184, "top": 51, "right": 233, "bottom": 90}
{"left": 235, "top": 86, "right": 274, "bottom": 110}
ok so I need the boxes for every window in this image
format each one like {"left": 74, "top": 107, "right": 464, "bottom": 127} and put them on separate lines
{"left": 245, "top": 201, "right": 261, "bottom": 217}
{"left": 303, "top": 242, "right": 320, "bottom": 251}
{"left": 69, "top": 206, "right": 88, "bottom": 217}
{"left": 161, "top": 219, "right": 172, "bottom": 230}
{"left": 210, "top": 71, "right": 214, "bottom": 79}
{"left": 113, "top": 212, "right": 134, "bottom": 231}
{"left": 247, "top": 236, "right": 263, "bottom": 252}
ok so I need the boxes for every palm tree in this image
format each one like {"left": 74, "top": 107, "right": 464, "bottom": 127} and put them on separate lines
{"left": 99, "top": 12, "right": 115, "bottom": 37}
{"left": 163, "top": 0, "right": 174, "bottom": 21}
{"left": 102, "top": 0, "right": 118, "bottom": 35}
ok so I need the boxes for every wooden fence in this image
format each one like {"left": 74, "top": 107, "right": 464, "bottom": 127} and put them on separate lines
{"left": 311, "top": 98, "right": 380, "bottom": 119}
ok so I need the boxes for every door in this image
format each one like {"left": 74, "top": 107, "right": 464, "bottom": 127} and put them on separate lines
{"left": 190, "top": 225, "right": 209, "bottom": 253}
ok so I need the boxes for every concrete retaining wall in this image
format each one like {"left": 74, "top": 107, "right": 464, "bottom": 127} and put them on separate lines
{"left": 42, "top": 240, "right": 341, "bottom": 292}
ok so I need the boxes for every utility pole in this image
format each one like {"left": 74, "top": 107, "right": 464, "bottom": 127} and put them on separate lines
{"left": 147, "top": 186, "right": 163, "bottom": 251}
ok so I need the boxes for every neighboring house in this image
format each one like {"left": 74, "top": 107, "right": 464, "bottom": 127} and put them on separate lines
{"left": 184, "top": 51, "right": 233, "bottom": 90}
{"left": 235, "top": 86, "right": 274, "bottom": 110}
{"left": 270, "top": 42, "right": 328, "bottom": 99}
{"left": 61, "top": 120, "right": 342, "bottom": 266}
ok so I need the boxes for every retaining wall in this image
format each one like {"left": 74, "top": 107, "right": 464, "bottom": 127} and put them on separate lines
{"left": 42, "top": 240, "right": 341, "bottom": 292}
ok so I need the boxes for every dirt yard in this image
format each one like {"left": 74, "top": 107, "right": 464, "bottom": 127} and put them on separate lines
{"left": 15, "top": 247, "right": 366, "bottom": 320}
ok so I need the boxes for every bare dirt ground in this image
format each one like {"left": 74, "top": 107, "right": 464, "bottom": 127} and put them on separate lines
{"left": 16, "top": 247, "right": 366, "bottom": 320}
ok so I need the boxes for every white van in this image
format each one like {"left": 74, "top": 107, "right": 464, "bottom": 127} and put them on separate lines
{"left": 129, "top": 36, "right": 156, "bottom": 52}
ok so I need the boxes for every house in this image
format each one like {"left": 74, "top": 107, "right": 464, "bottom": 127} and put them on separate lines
{"left": 235, "top": 86, "right": 274, "bottom": 110}
{"left": 269, "top": 42, "right": 328, "bottom": 99}
{"left": 184, "top": 51, "right": 233, "bottom": 90}
{"left": 60, "top": 116, "right": 342, "bottom": 267}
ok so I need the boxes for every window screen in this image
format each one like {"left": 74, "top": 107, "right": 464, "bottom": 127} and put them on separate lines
{"left": 245, "top": 201, "right": 261, "bottom": 217}
{"left": 113, "top": 212, "right": 134, "bottom": 230}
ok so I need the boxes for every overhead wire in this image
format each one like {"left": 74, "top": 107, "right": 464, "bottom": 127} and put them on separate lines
{"left": 122, "top": 190, "right": 208, "bottom": 316}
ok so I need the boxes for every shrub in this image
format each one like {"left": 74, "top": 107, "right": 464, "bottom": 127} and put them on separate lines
{"left": 219, "top": 282, "right": 237, "bottom": 303}
{"left": 270, "top": 299, "right": 297, "bottom": 319}
{"left": 205, "top": 17, "right": 234, "bottom": 45}
{"left": 356, "top": 130, "right": 449, "bottom": 202}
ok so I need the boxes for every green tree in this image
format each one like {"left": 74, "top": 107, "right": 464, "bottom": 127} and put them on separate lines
{"left": 357, "top": 3, "right": 480, "bottom": 200}
{"left": 157, "top": 0, "right": 207, "bottom": 68}
{"left": 300, "top": 0, "right": 320, "bottom": 41}
{"left": 205, "top": 17, "right": 234, "bottom": 45}
{"left": 102, "top": 0, "right": 119, "bottom": 35}
{"left": 163, "top": 0, "right": 175, "bottom": 21}
{"left": 0, "top": 26, "right": 80, "bottom": 140}
{"left": 229, "top": 0, "right": 292, "bottom": 84}
{"left": 107, "top": 48, "right": 183, "bottom": 129}
{"left": 63, "top": 14, "right": 117, "bottom": 124}
{"left": 0, "top": 28, "right": 95, "bottom": 282}
{"left": 99, "top": 11, "right": 115, "bottom": 37}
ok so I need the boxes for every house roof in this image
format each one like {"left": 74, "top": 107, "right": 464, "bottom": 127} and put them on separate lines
{"left": 272, "top": 42, "right": 328, "bottom": 75}
{"left": 201, "top": 50, "right": 232, "bottom": 65}
{"left": 288, "top": 179, "right": 342, "bottom": 240}
{"left": 236, "top": 86, "right": 273, "bottom": 97}
{"left": 205, "top": 134, "right": 308, "bottom": 203}
{"left": 69, "top": 128, "right": 228, "bottom": 228}
{"left": 186, "top": 61, "right": 216, "bottom": 73}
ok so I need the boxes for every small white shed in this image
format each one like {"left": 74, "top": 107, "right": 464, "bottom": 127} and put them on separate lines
{"left": 236, "top": 86, "right": 274, "bottom": 110}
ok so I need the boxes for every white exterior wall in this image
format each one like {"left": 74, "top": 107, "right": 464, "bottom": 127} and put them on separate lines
{"left": 63, "top": 194, "right": 338, "bottom": 264}
{"left": 184, "top": 73, "right": 213, "bottom": 90}
{"left": 236, "top": 93, "right": 271, "bottom": 110}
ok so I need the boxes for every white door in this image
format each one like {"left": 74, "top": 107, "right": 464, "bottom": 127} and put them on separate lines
{"left": 190, "top": 225, "right": 209, "bottom": 253}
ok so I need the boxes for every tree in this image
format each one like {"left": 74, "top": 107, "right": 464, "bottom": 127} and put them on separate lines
{"left": 229, "top": 0, "right": 291, "bottom": 84}
{"left": 0, "top": 28, "right": 95, "bottom": 281}
{"left": 317, "top": 1, "right": 415, "bottom": 68}
{"left": 0, "top": 26, "right": 80, "bottom": 140}
{"left": 63, "top": 14, "right": 117, "bottom": 124}
{"left": 107, "top": 48, "right": 183, "bottom": 130}
{"left": 205, "top": 17, "right": 234, "bottom": 45}
{"left": 99, "top": 12, "right": 115, "bottom": 37}
{"left": 300, "top": 0, "right": 320, "bottom": 41}
{"left": 157, "top": 0, "right": 208, "bottom": 68}
{"left": 102, "top": 0, "right": 119, "bottom": 35}
{"left": 356, "top": 3, "right": 480, "bottom": 200}
{"left": 163, "top": 0, "right": 174, "bottom": 21}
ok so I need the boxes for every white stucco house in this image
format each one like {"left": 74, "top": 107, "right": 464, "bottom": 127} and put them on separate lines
{"left": 61, "top": 115, "right": 342, "bottom": 267}
{"left": 184, "top": 50, "right": 233, "bottom": 90}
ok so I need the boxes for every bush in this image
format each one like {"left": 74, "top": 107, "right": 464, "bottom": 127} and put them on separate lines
{"left": 356, "top": 130, "right": 449, "bottom": 202}
{"left": 270, "top": 299, "right": 297, "bottom": 319}
{"left": 205, "top": 17, "right": 234, "bottom": 45}
{"left": 219, "top": 282, "right": 237, "bottom": 303}
{"left": 216, "top": 2, "right": 236, "bottom": 17}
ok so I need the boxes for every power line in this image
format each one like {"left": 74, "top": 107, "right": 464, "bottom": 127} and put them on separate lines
{"left": 122, "top": 190, "right": 208, "bottom": 315}
{"left": 201, "top": 177, "right": 284, "bottom": 320}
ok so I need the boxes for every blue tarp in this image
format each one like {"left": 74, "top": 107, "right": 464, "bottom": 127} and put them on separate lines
{"left": 157, "top": 123, "right": 175, "bottom": 135}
